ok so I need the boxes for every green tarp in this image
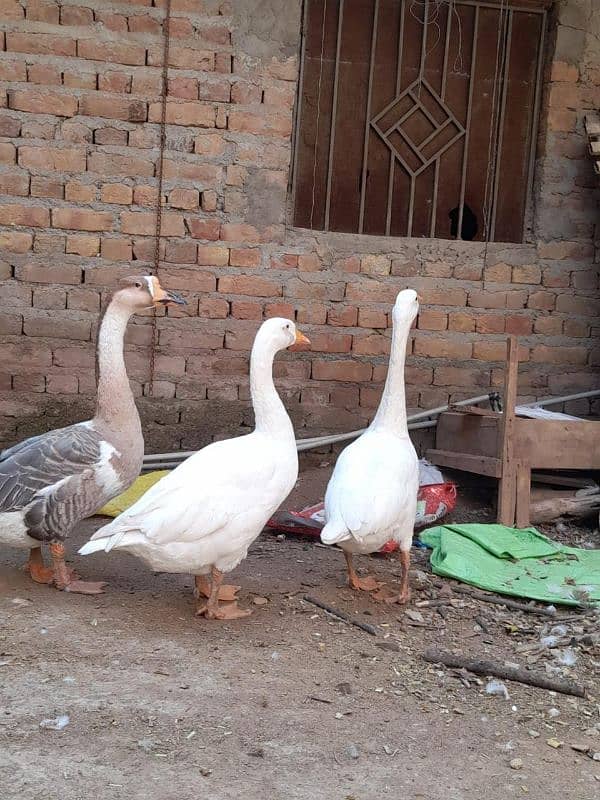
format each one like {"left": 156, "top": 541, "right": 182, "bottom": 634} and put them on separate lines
{"left": 419, "top": 523, "right": 600, "bottom": 606}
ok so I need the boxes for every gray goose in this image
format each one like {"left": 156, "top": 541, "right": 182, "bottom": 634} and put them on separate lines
{"left": 0, "top": 276, "right": 185, "bottom": 594}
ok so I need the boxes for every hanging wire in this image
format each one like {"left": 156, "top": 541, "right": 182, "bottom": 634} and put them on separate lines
{"left": 148, "top": 0, "right": 172, "bottom": 397}
{"left": 309, "top": 0, "right": 328, "bottom": 230}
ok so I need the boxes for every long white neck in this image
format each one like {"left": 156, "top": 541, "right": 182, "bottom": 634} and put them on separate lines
{"left": 250, "top": 338, "right": 294, "bottom": 439}
{"left": 370, "top": 320, "right": 412, "bottom": 436}
{"left": 94, "top": 299, "right": 138, "bottom": 427}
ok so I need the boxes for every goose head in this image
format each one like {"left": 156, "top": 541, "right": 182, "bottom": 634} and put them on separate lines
{"left": 392, "top": 289, "right": 419, "bottom": 328}
{"left": 116, "top": 275, "right": 186, "bottom": 310}
{"left": 255, "top": 317, "right": 311, "bottom": 354}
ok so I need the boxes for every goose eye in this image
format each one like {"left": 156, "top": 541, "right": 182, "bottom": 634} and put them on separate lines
{"left": 135, "top": 281, "right": 142, "bottom": 288}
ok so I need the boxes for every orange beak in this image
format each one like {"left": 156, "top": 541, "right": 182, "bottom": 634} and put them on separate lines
{"left": 290, "top": 329, "right": 311, "bottom": 351}
{"left": 151, "top": 277, "right": 186, "bottom": 306}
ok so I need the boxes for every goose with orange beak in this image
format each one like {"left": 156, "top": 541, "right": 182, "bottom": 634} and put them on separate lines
{"left": 0, "top": 275, "right": 186, "bottom": 594}
{"left": 80, "top": 318, "right": 310, "bottom": 619}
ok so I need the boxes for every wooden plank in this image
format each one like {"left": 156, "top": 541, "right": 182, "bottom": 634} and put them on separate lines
{"left": 436, "top": 411, "right": 499, "bottom": 458}
{"left": 449, "top": 405, "right": 501, "bottom": 417}
{"left": 426, "top": 449, "right": 502, "bottom": 478}
{"left": 513, "top": 419, "right": 600, "bottom": 469}
{"left": 497, "top": 336, "right": 519, "bottom": 525}
{"left": 515, "top": 460, "right": 531, "bottom": 528}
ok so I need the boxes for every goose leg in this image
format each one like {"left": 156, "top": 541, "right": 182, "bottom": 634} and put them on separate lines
{"left": 24, "top": 547, "right": 54, "bottom": 584}
{"left": 194, "top": 574, "right": 241, "bottom": 602}
{"left": 344, "top": 551, "right": 383, "bottom": 592}
{"left": 384, "top": 548, "right": 411, "bottom": 605}
{"left": 50, "top": 543, "right": 106, "bottom": 595}
{"left": 196, "top": 567, "right": 251, "bottom": 620}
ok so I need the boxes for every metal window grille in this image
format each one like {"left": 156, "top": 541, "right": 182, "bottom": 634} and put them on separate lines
{"left": 292, "top": 0, "right": 548, "bottom": 243}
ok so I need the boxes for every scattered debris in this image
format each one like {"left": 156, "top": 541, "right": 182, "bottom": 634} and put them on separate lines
{"left": 10, "top": 598, "right": 32, "bottom": 607}
{"left": 253, "top": 596, "right": 269, "bottom": 606}
{"left": 510, "top": 758, "right": 523, "bottom": 770}
{"left": 375, "top": 641, "right": 401, "bottom": 653}
{"left": 423, "top": 649, "right": 587, "bottom": 698}
{"left": 546, "top": 738, "right": 563, "bottom": 749}
{"left": 39, "top": 714, "right": 70, "bottom": 731}
{"left": 486, "top": 680, "right": 510, "bottom": 700}
{"left": 452, "top": 585, "right": 557, "bottom": 617}
{"left": 346, "top": 744, "right": 360, "bottom": 760}
{"left": 303, "top": 595, "right": 378, "bottom": 636}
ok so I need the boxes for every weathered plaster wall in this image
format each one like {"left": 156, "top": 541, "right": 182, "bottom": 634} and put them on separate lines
{"left": 0, "top": 0, "right": 598, "bottom": 452}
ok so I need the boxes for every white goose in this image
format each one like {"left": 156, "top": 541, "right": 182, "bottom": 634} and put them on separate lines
{"left": 79, "top": 318, "right": 310, "bottom": 619}
{"left": 320, "top": 289, "right": 419, "bottom": 604}
{"left": 0, "top": 276, "right": 185, "bottom": 594}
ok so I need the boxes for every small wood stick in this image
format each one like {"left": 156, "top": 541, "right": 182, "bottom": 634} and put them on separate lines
{"left": 423, "top": 648, "right": 587, "bottom": 698}
{"left": 303, "top": 595, "right": 379, "bottom": 636}
{"left": 451, "top": 584, "right": 557, "bottom": 617}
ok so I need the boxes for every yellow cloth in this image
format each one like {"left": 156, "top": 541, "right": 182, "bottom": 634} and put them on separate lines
{"left": 98, "top": 471, "right": 170, "bottom": 517}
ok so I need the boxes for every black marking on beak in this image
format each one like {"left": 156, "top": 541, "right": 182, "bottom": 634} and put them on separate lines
{"left": 159, "top": 290, "right": 186, "bottom": 306}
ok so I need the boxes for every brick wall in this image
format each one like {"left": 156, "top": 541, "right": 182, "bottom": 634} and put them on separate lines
{"left": 0, "top": 0, "right": 598, "bottom": 453}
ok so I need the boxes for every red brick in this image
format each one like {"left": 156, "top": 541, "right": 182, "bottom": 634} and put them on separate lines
{"left": 453, "top": 263, "right": 482, "bottom": 281}
{"left": 0, "top": 172, "right": 29, "bottom": 196}
{"left": 46, "top": 374, "right": 79, "bottom": 394}
{"left": 162, "top": 160, "right": 220, "bottom": 183}
{"left": 63, "top": 71, "right": 96, "bottom": 89}
{"left": 505, "top": 290, "right": 528, "bottom": 309}
{"left": 169, "top": 188, "right": 199, "bottom": 210}
{"left": 100, "top": 238, "right": 132, "bottom": 261}
{"left": 468, "top": 290, "right": 506, "bottom": 309}
{"left": 534, "top": 316, "right": 562, "bottom": 335}
{"left": 220, "top": 223, "right": 259, "bottom": 244}
{"left": 414, "top": 337, "right": 472, "bottom": 359}
{"left": 148, "top": 100, "right": 215, "bottom": 127}
{"left": 0, "top": 231, "right": 32, "bottom": 253}
{"left": 332, "top": 255, "right": 359, "bottom": 273}
{"left": 505, "top": 315, "right": 533, "bottom": 335}
{"left": 433, "top": 367, "right": 490, "bottom": 387}
{"left": 26, "top": 0, "right": 59, "bottom": 22}
{"left": 352, "top": 334, "right": 391, "bottom": 356}
{"left": 100, "top": 183, "right": 132, "bottom": 205}
{"left": 60, "top": 6, "right": 94, "bottom": 25}
{"left": 296, "top": 253, "right": 321, "bottom": 272}
{"left": 30, "top": 176, "right": 63, "bottom": 199}
{"left": 512, "top": 264, "right": 541, "bottom": 284}
{"left": 360, "top": 255, "right": 391, "bottom": 276}
{"left": 215, "top": 52, "right": 232, "bottom": 73}
{"left": 542, "top": 268, "right": 570, "bottom": 288}
{"left": 67, "top": 288, "right": 100, "bottom": 313}
{"left": 418, "top": 310, "right": 448, "bottom": 331}
{"left": 483, "top": 262, "right": 511, "bottom": 282}
{"left": 194, "top": 134, "right": 226, "bottom": 157}
{"left": 8, "top": 88, "right": 78, "bottom": 117}
{"left": 265, "top": 302, "right": 295, "bottom": 319}
{"left": 556, "top": 294, "right": 598, "bottom": 315}
{"left": 0, "top": 0, "right": 24, "bottom": 20}
{"left": 80, "top": 95, "right": 145, "bottom": 122}
{"left": 551, "top": 61, "right": 578, "bottom": 82}
{"left": 128, "top": 14, "right": 162, "bottom": 34}
{"left": 6, "top": 32, "right": 76, "bottom": 57}
{"left": 52, "top": 208, "right": 113, "bottom": 232}
{"left": 132, "top": 185, "right": 159, "bottom": 206}
{"left": 64, "top": 182, "right": 96, "bottom": 203}
{"left": 33, "top": 287, "right": 66, "bottom": 310}
{"left": 231, "top": 81, "right": 262, "bottom": 104}
{"left": 0, "top": 142, "right": 17, "bottom": 164}
{"left": 538, "top": 240, "right": 592, "bottom": 260}
{"left": 160, "top": 269, "right": 216, "bottom": 293}
{"left": 198, "top": 77, "right": 230, "bottom": 103}
{"left": 531, "top": 345, "right": 588, "bottom": 365}
{"left": 94, "top": 128, "right": 128, "bottom": 146}
{"left": 13, "top": 373, "right": 45, "bottom": 392}
{"left": 357, "top": 308, "right": 387, "bottom": 328}
{"left": 231, "top": 301, "right": 262, "bottom": 320}
{"left": 310, "top": 333, "right": 352, "bottom": 353}
{"left": 230, "top": 248, "right": 261, "bottom": 268}
{"left": 420, "top": 287, "right": 468, "bottom": 306}
{"left": 201, "top": 189, "right": 218, "bottom": 212}
{"left": 475, "top": 314, "right": 505, "bottom": 334}
{"left": 169, "top": 17, "right": 194, "bottom": 38}
{"left": 87, "top": 152, "right": 155, "bottom": 178}
{"left": 66, "top": 235, "right": 99, "bottom": 257}
{"left": 0, "top": 204, "right": 49, "bottom": 227}
{"left": 263, "top": 84, "right": 295, "bottom": 109}
{"left": 327, "top": 306, "right": 358, "bottom": 327}
{"left": 563, "top": 319, "right": 589, "bottom": 338}
{"left": 297, "top": 304, "right": 327, "bottom": 325}
{"left": 77, "top": 39, "right": 146, "bottom": 66}
{"left": 527, "top": 291, "right": 556, "bottom": 311}
{"left": 228, "top": 110, "right": 292, "bottom": 137}
{"left": 312, "top": 360, "right": 372, "bottom": 382}
{"left": 19, "top": 145, "right": 86, "bottom": 173}
{"left": 196, "top": 245, "right": 229, "bottom": 266}
{"left": 121, "top": 212, "right": 184, "bottom": 236}
{"left": 165, "top": 240, "right": 197, "bottom": 264}
{"left": 269, "top": 254, "right": 298, "bottom": 270}
{"left": 27, "top": 63, "right": 62, "bottom": 85}
{"left": 17, "top": 262, "right": 81, "bottom": 284}
{"left": 147, "top": 44, "right": 214, "bottom": 72}
{"left": 33, "top": 233, "right": 65, "bottom": 254}
{"left": 186, "top": 218, "right": 220, "bottom": 240}
{"left": 218, "top": 275, "right": 281, "bottom": 297}
{"left": 3, "top": 342, "right": 52, "bottom": 369}
{"left": 197, "top": 297, "right": 229, "bottom": 319}
{"left": 572, "top": 270, "right": 598, "bottom": 290}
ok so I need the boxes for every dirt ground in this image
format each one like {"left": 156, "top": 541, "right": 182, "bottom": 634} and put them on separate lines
{"left": 0, "top": 466, "right": 598, "bottom": 800}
